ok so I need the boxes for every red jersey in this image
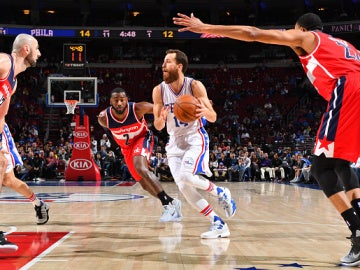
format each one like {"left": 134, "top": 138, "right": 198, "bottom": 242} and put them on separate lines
{"left": 0, "top": 53, "right": 16, "bottom": 104}
{"left": 104, "top": 102, "right": 149, "bottom": 149}
{"left": 299, "top": 31, "right": 360, "bottom": 101}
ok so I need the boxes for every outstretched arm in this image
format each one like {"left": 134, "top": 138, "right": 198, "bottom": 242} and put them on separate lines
{"left": 173, "top": 13, "right": 316, "bottom": 52}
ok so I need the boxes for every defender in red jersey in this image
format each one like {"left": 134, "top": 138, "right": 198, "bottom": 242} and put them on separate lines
{"left": 98, "top": 88, "right": 182, "bottom": 222}
{"left": 174, "top": 12, "right": 360, "bottom": 266}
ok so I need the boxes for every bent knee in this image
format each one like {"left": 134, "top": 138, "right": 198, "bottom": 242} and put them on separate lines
{"left": 175, "top": 171, "right": 194, "bottom": 189}
{"left": 3, "top": 175, "right": 22, "bottom": 188}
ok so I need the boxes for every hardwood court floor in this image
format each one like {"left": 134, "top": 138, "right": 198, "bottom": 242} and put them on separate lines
{"left": 0, "top": 180, "right": 356, "bottom": 270}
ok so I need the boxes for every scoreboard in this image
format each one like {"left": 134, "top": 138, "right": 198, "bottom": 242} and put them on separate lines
{"left": 0, "top": 22, "right": 358, "bottom": 40}
{"left": 0, "top": 25, "right": 206, "bottom": 39}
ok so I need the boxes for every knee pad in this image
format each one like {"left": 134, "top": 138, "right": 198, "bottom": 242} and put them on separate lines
{"left": 335, "top": 160, "right": 359, "bottom": 192}
{"left": 311, "top": 155, "right": 345, "bottom": 197}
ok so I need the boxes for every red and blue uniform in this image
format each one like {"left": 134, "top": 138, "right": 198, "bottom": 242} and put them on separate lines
{"left": 0, "top": 54, "right": 21, "bottom": 172}
{"left": 104, "top": 102, "right": 153, "bottom": 181}
{"left": 0, "top": 53, "right": 16, "bottom": 104}
{"left": 299, "top": 31, "right": 360, "bottom": 162}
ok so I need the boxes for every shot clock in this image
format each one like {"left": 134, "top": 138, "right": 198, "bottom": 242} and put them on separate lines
{"left": 63, "top": 43, "right": 86, "bottom": 69}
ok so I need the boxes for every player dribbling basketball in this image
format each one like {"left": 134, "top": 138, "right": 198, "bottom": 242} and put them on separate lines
{"left": 152, "top": 49, "right": 236, "bottom": 239}
{"left": 97, "top": 87, "right": 182, "bottom": 222}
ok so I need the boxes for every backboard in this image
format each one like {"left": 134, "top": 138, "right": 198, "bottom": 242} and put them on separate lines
{"left": 47, "top": 76, "right": 98, "bottom": 107}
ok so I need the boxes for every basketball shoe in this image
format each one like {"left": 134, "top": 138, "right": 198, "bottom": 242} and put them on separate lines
{"left": 201, "top": 216, "right": 230, "bottom": 239}
{"left": 0, "top": 231, "right": 18, "bottom": 253}
{"left": 35, "top": 200, "right": 50, "bottom": 225}
{"left": 159, "top": 199, "right": 182, "bottom": 222}
{"left": 340, "top": 230, "right": 360, "bottom": 266}
{"left": 218, "top": 187, "right": 237, "bottom": 219}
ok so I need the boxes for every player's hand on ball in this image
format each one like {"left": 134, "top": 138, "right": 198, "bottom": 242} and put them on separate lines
{"left": 195, "top": 98, "right": 206, "bottom": 118}
{"left": 160, "top": 105, "right": 170, "bottom": 122}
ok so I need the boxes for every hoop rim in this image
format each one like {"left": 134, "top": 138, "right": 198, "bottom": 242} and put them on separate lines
{"left": 64, "top": 99, "right": 79, "bottom": 104}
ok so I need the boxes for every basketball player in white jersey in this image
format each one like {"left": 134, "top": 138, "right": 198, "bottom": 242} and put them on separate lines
{"left": 152, "top": 49, "right": 236, "bottom": 238}
{"left": 0, "top": 34, "right": 50, "bottom": 253}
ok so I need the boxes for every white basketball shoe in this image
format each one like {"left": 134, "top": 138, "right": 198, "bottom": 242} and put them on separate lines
{"left": 159, "top": 198, "right": 182, "bottom": 222}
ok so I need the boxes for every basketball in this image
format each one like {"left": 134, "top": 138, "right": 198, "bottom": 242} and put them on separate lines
{"left": 173, "top": 95, "right": 200, "bottom": 123}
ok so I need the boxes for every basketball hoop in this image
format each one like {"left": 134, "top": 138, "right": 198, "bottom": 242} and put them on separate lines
{"left": 64, "top": 99, "right": 79, "bottom": 114}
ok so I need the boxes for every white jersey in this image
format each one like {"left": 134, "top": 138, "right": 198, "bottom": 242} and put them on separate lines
{"left": 161, "top": 77, "right": 212, "bottom": 177}
{"left": 160, "top": 77, "right": 206, "bottom": 137}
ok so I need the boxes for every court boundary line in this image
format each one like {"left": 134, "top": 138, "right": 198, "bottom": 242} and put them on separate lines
{"left": 20, "top": 231, "right": 75, "bottom": 270}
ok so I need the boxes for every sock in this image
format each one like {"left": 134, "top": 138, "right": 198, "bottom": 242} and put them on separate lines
{"left": 205, "top": 182, "right": 221, "bottom": 197}
{"left": 351, "top": 198, "right": 360, "bottom": 216}
{"left": 341, "top": 208, "right": 360, "bottom": 236}
{"left": 157, "top": 191, "right": 173, "bottom": 205}
{"left": 197, "top": 198, "right": 217, "bottom": 222}
{"left": 28, "top": 193, "right": 41, "bottom": 207}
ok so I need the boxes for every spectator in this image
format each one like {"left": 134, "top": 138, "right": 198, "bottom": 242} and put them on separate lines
{"left": 249, "top": 151, "right": 260, "bottom": 181}
{"left": 91, "top": 135, "right": 98, "bottom": 156}
{"left": 157, "top": 153, "right": 173, "bottom": 182}
{"left": 228, "top": 156, "right": 250, "bottom": 182}
{"left": 242, "top": 152, "right": 252, "bottom": 181}
{"left": 15, "top": 157, "right": 32, "bottom": 181}
{"left": 100, "top": 134, "right": 111, "bottom": 149}
{"left": 290, "top": 153, "right": 303, "bottom": 183}
{"left": 31, "top": 152, "right": 44, "bottom": 180}
{"left": 209, "top": 152, "right": 218, "bottom": 180}
{"left": 272, "top": 152, "right": 285, "bottom": 181}
{"left": 213, "top": 162, "right": 228, "bottom": 181}
{"left": 300, "top": 154, "right": 312, "bottom": 183}
{"left": 42, "top": 151, "right": 58, "bottom": 179}
{"left": 57, "top": 147, "right": 70, "bottom": 166}
{"left": 259, "top": 152, "right": 275, "bottom": 181}
{"left": 280, "top": 149, "right": 293, "bottom": 180}
{"left": 94, "top": 152, "right": 104, "bottom": 177}
{"left": 102, "top": 149, "right": 116, "bottom": 178}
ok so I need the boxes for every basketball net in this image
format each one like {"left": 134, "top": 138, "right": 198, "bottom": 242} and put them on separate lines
{"left": 64, "top": 99, "right": 79, "bottom": 114}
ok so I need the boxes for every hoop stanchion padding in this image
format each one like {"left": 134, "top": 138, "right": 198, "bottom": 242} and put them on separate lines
{"left": 65, "top": 113, "right": 101, "bottom": 181}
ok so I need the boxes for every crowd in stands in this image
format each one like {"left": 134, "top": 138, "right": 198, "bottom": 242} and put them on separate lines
{"left": 6, "top": 59, "right": 331, "bottom": 184}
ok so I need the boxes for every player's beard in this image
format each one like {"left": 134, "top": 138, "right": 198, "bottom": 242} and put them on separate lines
{"left": 25, "top": 52, "right": 37, "bottom": 67}
{"left": 111, "top": 105, "right": 126, "bottom": 115}
{"left": 163, "top": 69, "right": 179, "bottom": 84}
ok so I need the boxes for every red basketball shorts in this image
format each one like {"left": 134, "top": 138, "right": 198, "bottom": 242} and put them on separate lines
{"left": 313, "top": 75, "right": 360, "bottom": 162}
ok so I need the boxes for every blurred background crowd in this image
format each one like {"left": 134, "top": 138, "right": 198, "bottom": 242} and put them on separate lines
{"left": 1, "top": 0, "right": 359, "bottom": 183}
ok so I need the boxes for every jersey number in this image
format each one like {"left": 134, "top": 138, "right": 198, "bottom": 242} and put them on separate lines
{"left": 123, "top": 134, "right": 130, "bottom": 145}
{"left": 174, "top": 116, "right": 188, "bottom": 127}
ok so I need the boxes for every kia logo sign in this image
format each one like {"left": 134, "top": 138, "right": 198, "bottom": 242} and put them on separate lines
{"left": 69, "top": 159, "right": 92, "bottom": 170}
{"left": 74, "top": 131, "right": 88, "bottom": 138}
{"left": 74, "top": 142, "right": 89, "bottom": 150}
